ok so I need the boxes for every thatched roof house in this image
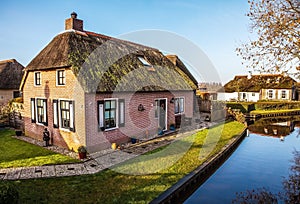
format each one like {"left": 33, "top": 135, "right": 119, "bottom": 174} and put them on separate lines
{"left": 0, "top": 59, "right": 24, "bottom": 105}
{"left": 0, "top": 59, "right": 24, "bottom": 89}
{"left": 224, "top": 74, "right": 296, "bottom": 93}
{"left": 21, "top": 12, "right": 198, "bottom": 152}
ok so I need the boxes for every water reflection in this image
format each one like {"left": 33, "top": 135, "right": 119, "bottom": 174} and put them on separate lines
{"left": 247, "top": 117, "right": 298, "bottom": 141}
{"left": 185, "top": 116, "right": 300, "bottom": 204}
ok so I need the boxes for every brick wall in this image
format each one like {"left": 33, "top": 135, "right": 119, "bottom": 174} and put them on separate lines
{"left": 22, "top": 68, "right": 86, "bottom": 151}
{"left": 0, "top": 89, "right": 17, "bottom": 106}
{"left": 86, "top": 90, "right": 194, "bottom": 152}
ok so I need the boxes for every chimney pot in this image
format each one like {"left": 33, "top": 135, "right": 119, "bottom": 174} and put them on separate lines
{"left": 71, "top": 12, "right": 77, "bottom": 19}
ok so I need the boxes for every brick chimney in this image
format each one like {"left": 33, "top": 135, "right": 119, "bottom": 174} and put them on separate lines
{"left": 65, "top": 12, "right": 83, "bottom": 31}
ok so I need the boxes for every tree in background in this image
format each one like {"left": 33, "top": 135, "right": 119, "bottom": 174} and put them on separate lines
{"left": 237, "top": 0, "right": 300, "bottom": 77}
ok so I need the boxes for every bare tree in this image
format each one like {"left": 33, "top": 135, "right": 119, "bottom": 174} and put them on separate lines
{"left": 237, "top": 0, "right": 300, "bottom": 77}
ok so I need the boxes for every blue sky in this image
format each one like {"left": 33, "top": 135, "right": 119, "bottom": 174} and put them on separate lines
{"left": 0, "top": 0, "right": 251, "bottom": 83}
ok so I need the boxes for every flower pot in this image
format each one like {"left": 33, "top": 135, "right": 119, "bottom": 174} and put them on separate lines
{"left": 78, "top": 152, "right": 87, "bottom": 159}
{"left": 131, "top": 138, "right": 137, "bottom": 144}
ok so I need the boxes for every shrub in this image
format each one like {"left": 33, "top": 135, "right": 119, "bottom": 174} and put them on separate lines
{"left": 0, "top": 182, "right": 19, "bottom": 204}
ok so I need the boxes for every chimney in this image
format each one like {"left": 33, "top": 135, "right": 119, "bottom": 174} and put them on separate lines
{"left": 65, "top": 12, "right": 83, "bottom": 31}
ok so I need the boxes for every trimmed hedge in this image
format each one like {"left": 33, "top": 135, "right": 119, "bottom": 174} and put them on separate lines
{"left": 227, "top": 101, "right": 300, "bottom": 112}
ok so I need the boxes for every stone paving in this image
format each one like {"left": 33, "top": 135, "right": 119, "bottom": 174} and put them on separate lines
{"left": 1, "top": 116, "right": 217, "bottom": 181}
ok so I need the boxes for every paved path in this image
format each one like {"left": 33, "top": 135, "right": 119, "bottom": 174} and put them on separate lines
{"left": 1, "top": 119, "right": 217, "bottom": 181}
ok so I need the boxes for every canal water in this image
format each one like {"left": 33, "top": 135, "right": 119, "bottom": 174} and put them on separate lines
{"left": 185, "top": 118, "right": 300, "bottom": 204}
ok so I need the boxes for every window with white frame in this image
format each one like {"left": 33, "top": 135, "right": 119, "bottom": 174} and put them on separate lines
{"left": 174, "top": 97, "right": 184, "bottom": 114}
{"left": 57, "top": 70, "right": 66, "bottom": 86}
{"left": 59, "top": 100, "right": 75, "bottom": 131}
{"left": 30, "top": 98, "right": 47, "bottom": 126}
{"left": 98, "top": 99, "right": 125, "bottom": 130}
{"left": 268, "top": 90, "right": 273, "bottom": 99}
{"left": 281, "top": 90, "right": 287, "bottom": 99}
{"left": 34, "top": 72, "right": 41, "bottom": 86}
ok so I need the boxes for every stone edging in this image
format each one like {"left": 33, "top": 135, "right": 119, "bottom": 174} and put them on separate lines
{"left": 150, "top": 128, "right": 248, "bottom": 204}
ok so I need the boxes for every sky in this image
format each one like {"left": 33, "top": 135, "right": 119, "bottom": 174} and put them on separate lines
{"left": 0, "top": 0, "right": 252, "bottom": 84}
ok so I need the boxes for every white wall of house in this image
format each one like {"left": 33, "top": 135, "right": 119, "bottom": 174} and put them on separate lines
{"left": 217, "top": 92, "right": 259, "bottom": 102}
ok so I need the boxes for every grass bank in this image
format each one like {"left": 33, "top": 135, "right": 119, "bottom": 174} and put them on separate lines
{"left": 0, "top": 129, "right": 79, "bottom": 168}
{"left": 9, "top": 121, "right": 245, "bottom": 203}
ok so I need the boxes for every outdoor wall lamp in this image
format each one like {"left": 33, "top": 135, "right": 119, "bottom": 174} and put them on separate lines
{"left": 170, "top": 98, "right": 175, "bottom": 103}
{"left": 138, "top": 104, "right": 145, "bottom": 111}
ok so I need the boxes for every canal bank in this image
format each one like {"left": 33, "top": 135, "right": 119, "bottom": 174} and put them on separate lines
{"left": 150, "top": 128, "right": 247, "bottom": 204}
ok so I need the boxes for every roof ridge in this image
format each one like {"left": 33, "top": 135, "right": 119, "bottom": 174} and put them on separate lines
{"left": 0, "top": 59, "right": 16, "bottom": 64}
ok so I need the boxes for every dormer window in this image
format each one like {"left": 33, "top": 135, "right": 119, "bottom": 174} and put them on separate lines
{"left": 138, "top": 56, "right": 151, "bottom": 67}
{"left": 57, "top": 70, "right": 66, "bottom": 86}
{"left": 34, "top": 72, "right": 41, "bottom": 86}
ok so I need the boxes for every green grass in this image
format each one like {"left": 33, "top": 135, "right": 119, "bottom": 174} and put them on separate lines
{"left": 8, "top": 121, "right": 245, "bottom": 204}
{"left": 250, "top": 108, "right": 300, "bottom": 115}
{"left": 0, "top": 129, "right": 79, "bottom": 168}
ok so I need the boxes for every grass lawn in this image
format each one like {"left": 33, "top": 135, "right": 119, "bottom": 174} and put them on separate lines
{"left": 250, "top": 108, "right": 300, "bottom": 115}
{"left": 0, "top": 129, "right": 79, "bottom": 168}
{"left": 8, "top": 121, "right": 245, "bottom": 204}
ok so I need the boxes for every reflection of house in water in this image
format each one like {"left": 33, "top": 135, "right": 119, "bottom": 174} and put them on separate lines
{"left": 248, "top": 119, "right": 295, "bottom": 140}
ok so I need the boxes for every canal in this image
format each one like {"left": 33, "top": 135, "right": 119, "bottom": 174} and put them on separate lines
{"left": 184, "top": 118, "right": 300, "bottom": 203}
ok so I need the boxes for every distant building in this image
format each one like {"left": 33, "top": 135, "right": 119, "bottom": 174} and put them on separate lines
{"left": 219, "top": 74, "right": 297, "bottom": 102}
{"left": 0, "top": 59, "right": 24, "bottom": 106}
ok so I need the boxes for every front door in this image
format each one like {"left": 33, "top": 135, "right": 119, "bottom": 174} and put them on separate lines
{"left": 157, "top": 99, "right": 167, "bottom": 131}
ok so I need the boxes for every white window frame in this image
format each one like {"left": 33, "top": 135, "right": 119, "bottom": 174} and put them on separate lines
{"left": 34, "top": 71, "right": 41, "bottom": 86}
{"left": 267, "top": 89, "right": 274, "bottom": 99}
{"left": 58, "top": 99, "right": 75, "bottom": 132}
{"left": 35, "top": 98, "right": 47, "bottom": 126}
{"left": 174, "top": 97, "right": 185, "bottom": 115}
{"left": 56, "top": 69, "right": 66, "bottom": 86}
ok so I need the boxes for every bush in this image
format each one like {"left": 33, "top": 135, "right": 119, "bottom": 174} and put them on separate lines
{"left": 0, "top": 182, "right": 19, "bottom": 204}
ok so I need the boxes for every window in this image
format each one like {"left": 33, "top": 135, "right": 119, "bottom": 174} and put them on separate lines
{"left": 174, "top": 97, "right": 184, "bottom": 114}
{"left": 60, "top": 100, "right": 75, "bottom": 131}
{"left": 30, "top": 98, "right": 47, "bottom": 126}
{"left": 104, "top": 100, "right": 116, "bottom": 129}
{"left": 137, "top": 56, "right": 151, "bottom": 67}
{"left": 57, "top": 70, "right": 66, "bottom": 85}
{"left": 252, "top": 93, "right": 255, "bottom": 96}
{"left": 281, "top": 90, "right": 286, "bottom": 99}
{"left": 34, "top": 72, "right": 41, "bottom": 86}
{"left": 268, "top": 90, "right": 273, "bottom": 99}
{"left": 98, "top": 99, "right": 125, "bottom": 130}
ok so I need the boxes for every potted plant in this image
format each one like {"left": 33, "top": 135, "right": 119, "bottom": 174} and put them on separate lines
{"left": 169, "top": 122, "right": 175, "bottom": 131}
{"left": 77, "top": 146, "right": 87, "bottom": 159}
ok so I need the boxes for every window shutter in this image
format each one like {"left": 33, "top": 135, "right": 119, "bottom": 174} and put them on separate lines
{"left": 69, "top": 101, "right": 75, "bottom": 132}
{"left": 119, "top": 99, "right": 125, "bottom": 127}
{"left": 98, "top": 101, "right": 104, "bottom": 131}
{"left": 43, "top": 99, "right": 48, "bottom": 126}
{"left": 53, "top": 99, "right": 59, "bottom": 128}
{"left": 31, "top": 98, "right": 36, "bottom": 123}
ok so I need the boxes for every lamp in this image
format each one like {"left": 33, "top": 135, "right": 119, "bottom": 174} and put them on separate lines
{"left": 138, "top": 104, "right": 145, "bottom": 111}
{"left": 170, "top": 98, "right": 175, "bottom": 103}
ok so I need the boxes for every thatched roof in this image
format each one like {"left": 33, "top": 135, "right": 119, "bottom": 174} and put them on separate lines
{"left": 0, "top": 59, "right": 24, "bottom": 89}
{"left": 26, "top": 30, "right": 197, "bottom": 92}
{"left": 223, "top": 74, "right": 297, "bottom": 93}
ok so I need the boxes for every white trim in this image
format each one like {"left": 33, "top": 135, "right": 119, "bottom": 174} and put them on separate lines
{"left": 155, "top": 98, "right": 168, "bottom": 131}
{"left": 57, "top": 98, "right": 74, "bottom": 132}
{"left": 35, "top": 97, "right": 47, "bottom": 126}
{"left": 56, "top": 69, "right": 66, "bottom": 86}
{"left": 103, "top": 98, "right": 119, "bottom": 130}
{"left": 174, "top": 96, "right": 185, "bottom": 115}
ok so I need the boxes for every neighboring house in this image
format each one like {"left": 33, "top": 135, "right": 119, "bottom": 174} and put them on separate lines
{"left": 20, "top": 13, "right": 198, "bottom": 152}
{"left": 220, "top": 74, "right": 297, "bottom": 102}
{"left": 0, "top": 59, "right": 24, "bottom": 106}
